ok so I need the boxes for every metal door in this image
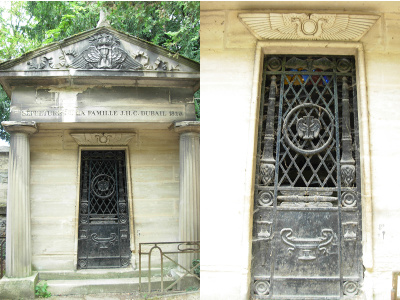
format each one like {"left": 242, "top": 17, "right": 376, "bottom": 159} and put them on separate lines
{"left": 77, "top": 150, "right": 131, "bottom": 269}
{"left": 251, "top": 56, "right": 362, "bottom": 299}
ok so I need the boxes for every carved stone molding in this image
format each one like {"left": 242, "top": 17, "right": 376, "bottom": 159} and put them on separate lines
{"left": 71, "top": 133, "right": 135, "bottom": 146}
{"left": 238, "top": 13, "right": 379, "bottom": 41}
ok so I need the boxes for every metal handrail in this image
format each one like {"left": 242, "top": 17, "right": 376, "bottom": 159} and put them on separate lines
{"left": 138, "top": 241, "right": 200, "bottom": 293}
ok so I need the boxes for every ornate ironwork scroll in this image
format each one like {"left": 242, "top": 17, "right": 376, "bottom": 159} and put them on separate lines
{"left": 77, "top": 150, "right": 131, "bottom": 268}
{"left": 251, "top": 56, "right": 362, "bottom": 299}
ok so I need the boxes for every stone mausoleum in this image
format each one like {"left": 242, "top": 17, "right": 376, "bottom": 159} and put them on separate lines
{"left": 0, "top": 24, "right": 199, "bottom": 298}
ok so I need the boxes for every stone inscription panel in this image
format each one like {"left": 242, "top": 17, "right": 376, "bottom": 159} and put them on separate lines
{"left": 10, "top": 87, "right": 195, "bottom": 123}
{"left": 12, "top": 106, "right": 188, "bottom": 123}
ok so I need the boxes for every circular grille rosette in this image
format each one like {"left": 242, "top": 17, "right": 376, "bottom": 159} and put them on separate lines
{"left": 283, "top": 103, "right": 334, "bottom": 155}
{"left": 91, "top": 174, "right": 116, "bottom": 199}
{"left": 254, "top": 280, "right": 270, "bottom": 295}
{"left": 343, "top": 281, "right": 358, "bottom": 296}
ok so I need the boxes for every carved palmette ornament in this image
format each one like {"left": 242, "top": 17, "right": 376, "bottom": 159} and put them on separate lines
{"left": 343, "top": 222, "right": 357, "bottom": 241}
{"left": 341, "top": 165, "right": 356, "bottom": 187}
{"left": 260, "top": 163, "right": 275, "bottom": 185}
{"left": 238, "top": 13, "right": 379, "bottom": 41}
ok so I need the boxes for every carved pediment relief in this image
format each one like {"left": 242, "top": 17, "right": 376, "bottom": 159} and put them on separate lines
{"left": 0, "top": 27, "right": 197, "bottom": 73}
{"left": 26, "top": 31, "right": 179, "bottom": 71}
{"left": 238, "top": 13, "right": 379, "bottom": 41}
{"left": 71, "top": 133, "right": 136, "bottom": 146}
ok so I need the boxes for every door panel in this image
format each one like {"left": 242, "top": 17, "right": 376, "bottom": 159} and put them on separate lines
{"left": 251, "top": 56, "right": 362, "bottom": 299}
{"left": 78, "top": 150, "right": 131, "bottom": 269}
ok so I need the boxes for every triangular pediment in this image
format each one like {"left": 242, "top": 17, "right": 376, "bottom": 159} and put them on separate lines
{"left": 0, "top": 27, "right": 199, "bottom": 95}
{"left": 0, "top": 26, "right": 199, "bottom": 72}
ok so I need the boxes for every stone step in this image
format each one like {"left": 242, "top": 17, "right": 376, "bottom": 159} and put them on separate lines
{"left": 45, "top": 276, "right": 176, "bottom": 296}
{"left": 39, "top": 268, "right": 162, "bottom": 280}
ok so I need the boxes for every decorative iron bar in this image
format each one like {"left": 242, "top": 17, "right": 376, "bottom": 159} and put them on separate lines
{"left": 0, "top": 236, "right": 5, "bottom": 279}
{"left": 252, "top": 55, "right": 362, "bottom": 299}
{"left": 138, "top": 241, "right": 200, "bottom": 293}
{"left": 392, "top": 271, "right": 400, "bottom": 300}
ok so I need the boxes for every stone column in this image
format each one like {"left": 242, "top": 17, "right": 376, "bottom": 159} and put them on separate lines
{"left": 174, "top": 121, "right": 200, "bottom": 271}
{"left": 2, "top": 121, "right": 37, "bottom": 278}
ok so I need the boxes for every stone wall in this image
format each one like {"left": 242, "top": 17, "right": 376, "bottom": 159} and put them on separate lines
{"left": 200, "top": 2, "right": 400, "bottom": 299}
{"left": 29, "top": 129, "right": 180, "bottom": 271}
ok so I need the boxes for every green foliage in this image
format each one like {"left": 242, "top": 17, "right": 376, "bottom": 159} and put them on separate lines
{"left": 0, "top": 89, "right": 10, "bottom": 142}
{"left": 0, "top": 1, "right": 199, "bottom": 141}
{"left": 35, "top": 281, "right": 51, "bottom": 298}
{"left": 194, "top": 97, "right": 200, "bottom": 121}
{"left": 192, "top": 258, "right": 200, "bottom": 277}
{"left": 107, "top": 1, "right": 199, "bottom": 61}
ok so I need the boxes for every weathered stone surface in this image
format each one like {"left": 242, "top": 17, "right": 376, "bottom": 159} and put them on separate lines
{"left": 0, "top": 272, "right": 38, "bottom": 299}
{"left": 2, "top": 122, "right": 37, "bottom": 278}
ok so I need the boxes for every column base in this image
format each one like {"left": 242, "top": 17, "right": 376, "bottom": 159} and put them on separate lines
{"left": 0, "top": 272, "right": 38, "bottom": 299}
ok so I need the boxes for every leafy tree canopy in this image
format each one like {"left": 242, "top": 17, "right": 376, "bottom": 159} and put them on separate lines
{"left": 0, "top": 1, "right": 200, "bottom": 140}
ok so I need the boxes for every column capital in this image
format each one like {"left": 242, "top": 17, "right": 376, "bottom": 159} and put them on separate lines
{"left": 172, "top": 121, "right": 200, "bottom": 134}
{"left": 1, "top": 121, "right": 38, "bottom": 135}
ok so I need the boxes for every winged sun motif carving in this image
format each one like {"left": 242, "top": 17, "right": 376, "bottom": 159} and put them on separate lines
{"left": 238, "top": 13, "right": 379, "bottom": 41}
{"left": 68, "top": 33, "right": 142, "bottom": 70}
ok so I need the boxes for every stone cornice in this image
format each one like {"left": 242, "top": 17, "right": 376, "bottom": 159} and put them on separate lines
{"left": 70, "top": 132, "right": 136, "bottom": 146}
{"left": 238, "top": 13, "right": 379, "bottom": 41}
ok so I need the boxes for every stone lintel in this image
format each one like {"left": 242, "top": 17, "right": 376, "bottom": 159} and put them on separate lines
{"left": 1, "top": 121, "right": 37, "bottom": 135}
{"left": 173, "top": 121, "right": 200, "bottom": 134}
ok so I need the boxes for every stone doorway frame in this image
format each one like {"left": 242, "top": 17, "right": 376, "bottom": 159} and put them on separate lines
{"left": 73, "top": 145, "right": 135, "bottom": 270}
{"left": 245, "top": 41, "right": 373, "bottom": 297}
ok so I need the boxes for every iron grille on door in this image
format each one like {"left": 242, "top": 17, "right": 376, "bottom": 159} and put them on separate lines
{"left": 251, "top": 56, "right": 362, "bottom": 299}
{"left": 77, "top": 150, "right": 131, "bottom": 269}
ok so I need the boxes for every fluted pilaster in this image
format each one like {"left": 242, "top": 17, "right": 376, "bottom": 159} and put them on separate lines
{"left": 2, "top": 121, "right": 37, "bottom": 278}
{"left": 174, "top": 121, "right": 200, "bottom": 270}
